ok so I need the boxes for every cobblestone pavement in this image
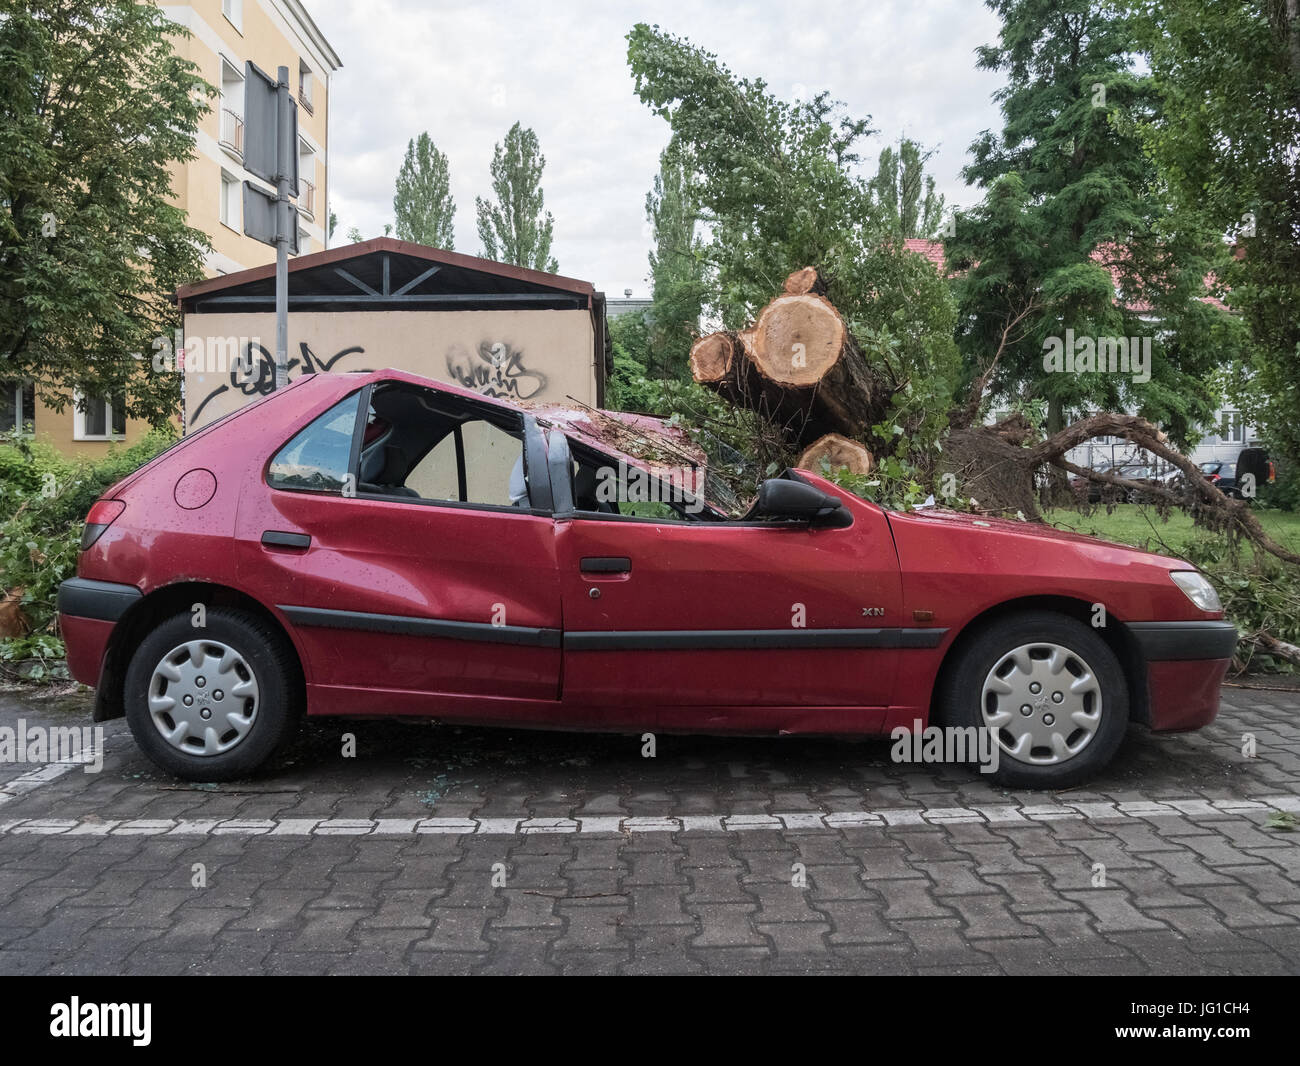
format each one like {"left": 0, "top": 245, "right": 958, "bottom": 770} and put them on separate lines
{"left": 1, "top": 682, "right": 1298, "bottom": 975}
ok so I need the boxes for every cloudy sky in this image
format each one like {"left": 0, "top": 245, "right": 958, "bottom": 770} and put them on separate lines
{"left": 309, "top": 0, "right": 1006, "bottom": 295}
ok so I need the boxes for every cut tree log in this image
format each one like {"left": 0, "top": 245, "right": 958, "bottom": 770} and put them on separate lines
{"left": 691, "top": 292, "right": 890, "bottom": 448}
{"left": 782, "top": 266, "right": 828, "bottom": 296}
{"left": 688, "top": 331, "right": 740, "bottom": 386}
{"left": 798, "top": 433, "right": 873, "bottom": 475}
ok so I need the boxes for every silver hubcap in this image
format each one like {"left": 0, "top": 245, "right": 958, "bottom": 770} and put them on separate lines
{"left": 147, "top": 640, "right": 259, "bottom": 756}
{"left": 980, "top": 642, "right": 1102, "bottom": 766}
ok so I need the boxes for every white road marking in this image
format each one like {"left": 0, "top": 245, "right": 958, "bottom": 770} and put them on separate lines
{"left": 0, "top": 756, "right": 95, "bottom": 807}
{"left": 0, "top": 795, "right": 1297, "bottom": 837}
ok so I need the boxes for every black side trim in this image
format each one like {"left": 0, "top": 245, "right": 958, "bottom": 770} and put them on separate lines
{"left": 279, "top": 605, "right": 562, "bottom": 648}
{"left": 563, "top": 627, "right": 948, "bottom": 651}
{"left": 261, "top": 530, "right": 311, "bottom": 549}
{"left": 58, "top": 578, "right": 142, "bottom": 622}
{"left": 1128, "top": 620, "right": 1238, "bottom": 661}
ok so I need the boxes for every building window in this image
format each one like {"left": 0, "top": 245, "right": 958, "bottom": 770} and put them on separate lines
{"left": 219, "top": 58, "right": 244, "bottom": 160}
{"left": 220, "top": 170, "right": 240, "bottom": 231}
{"left": 298, "top": 138, "right": 316, "bottom": 220}
{"left": 74, "top": 392, "right": 126, "bottom": 441}
{"left": 0, "top": 381, "right": 35, "bottom": 434}
{"left": 222, "top": 0, "right": 242, "bottom": 32}
{"left": 296, "top": 226, "right": 309, "bottom": 256}
{"left": 298, "top": 60, "right": 314, "bottom": 113}
{"left": 1220, "top": 411, "right": 1245, "bottom": 443}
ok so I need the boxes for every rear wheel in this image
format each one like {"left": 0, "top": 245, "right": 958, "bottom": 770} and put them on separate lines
{"left": 124, "top": 607, "right": 301, "bottom": 780}
{"left": 939, "top": 611, "right": 1129, "bottom": 788}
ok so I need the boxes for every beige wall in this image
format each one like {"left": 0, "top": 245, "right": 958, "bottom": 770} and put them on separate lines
{"left": 32, "top": 397, "right": 154, "bottom": 460}
{"left": 182, "top": 309, "right": 598, "bottom": 430}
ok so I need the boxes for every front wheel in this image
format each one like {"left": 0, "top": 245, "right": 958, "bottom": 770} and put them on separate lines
{"left": 124, "top": 607, "right": 302, "bottom": 780}
{"left": 938, "top": 611, "right": 1129, "bottom": 788}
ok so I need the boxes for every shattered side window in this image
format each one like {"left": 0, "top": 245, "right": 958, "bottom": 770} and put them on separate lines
{"left": 268, "top": 392, "right": 361, "bottom": 493}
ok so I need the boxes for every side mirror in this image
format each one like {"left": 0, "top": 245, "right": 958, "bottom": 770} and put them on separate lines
{"left": 755, "top": 477, "right": 851, "bottom": 527}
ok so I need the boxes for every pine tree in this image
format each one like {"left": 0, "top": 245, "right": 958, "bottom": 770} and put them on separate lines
{"left": 949, "top": 0, "right": 1226, "bottom": 444}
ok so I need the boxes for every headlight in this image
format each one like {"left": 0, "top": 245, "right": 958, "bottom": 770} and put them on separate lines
{"left": 1171, "top": 571, "right": 1222, "bottom": 613}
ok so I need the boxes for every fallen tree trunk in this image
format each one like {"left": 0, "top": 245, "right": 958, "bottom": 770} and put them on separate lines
{"left": 1248, "top": 631, "right": 1300, "bottom": 668}
{"left": 798, "top": 433, "right": 873, "bottom": 475}
{"left": 684, "top": 264, "right": 1300, "bottom": 573}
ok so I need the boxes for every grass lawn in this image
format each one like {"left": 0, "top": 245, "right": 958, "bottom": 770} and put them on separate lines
{"left": 1040, "top": 504, "right": 1300, "bottom": 559}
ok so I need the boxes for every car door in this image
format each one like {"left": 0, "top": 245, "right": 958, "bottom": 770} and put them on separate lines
{"left": 235, "top": 383, "right": 563, "bottom": 717}
{"left": 551, "top": 450, "right": 906, "bottom": 723}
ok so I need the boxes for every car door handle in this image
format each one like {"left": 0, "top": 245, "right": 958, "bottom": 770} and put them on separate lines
{"left": 580, "top": 556, "right": 631, "bottom": 574}
{"left": 261, "top": 530, "right": 311, "bottom": 549}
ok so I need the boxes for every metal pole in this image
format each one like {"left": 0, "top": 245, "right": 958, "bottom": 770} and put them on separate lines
{"left": 274, "top": 65, "right": 291, "bottom": 390}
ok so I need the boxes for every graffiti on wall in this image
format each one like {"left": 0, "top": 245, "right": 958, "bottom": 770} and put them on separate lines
{"left": 190, "top": 341, "right": 368, "bottom": 426}
{"left": 446, "top": 341, "right": 547, "bottom": 401}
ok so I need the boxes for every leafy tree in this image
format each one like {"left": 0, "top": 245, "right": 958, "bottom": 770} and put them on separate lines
{"left": 644, "top": 139, "right": 707, "bottom": 378}
{"left": 627, "top": 23, "right": 877, "bottom": 328}
{"left": 393, "top": 131, "right": 456, "bottom": 249}
{"left": 0, "top": 0, "right": 212, "bottom": 425}
{"left": 871, "top": 138, "right": 946, "bottom": 240}
{"left": 475, "top": 122, "right": 557, "bottom": 272}
{"left": 1138, "top": 0, "right": 1300, "bottom": 464}
{"left": 345, "top": 226, "right": 364, "bottom": 244}
{"left": 606, "top": 310, "right": 657, "bottom": 412}
{"left": 950, "top": 0, "right": 1224, "bottom": 443}
{"left": 626, "top": 23, "right": 961, "bottom": 475}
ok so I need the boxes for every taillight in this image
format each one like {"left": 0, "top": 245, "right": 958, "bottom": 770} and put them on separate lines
{"left": 81, "top": 499, "right": 125, "bottom": 550}
{"left": 1208, "top": 473, "right": 1220, "bottom": 482}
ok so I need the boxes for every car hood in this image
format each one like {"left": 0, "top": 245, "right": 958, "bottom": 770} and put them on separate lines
{"left": 888, "top": 505, "right": 1192, "bottom": 572}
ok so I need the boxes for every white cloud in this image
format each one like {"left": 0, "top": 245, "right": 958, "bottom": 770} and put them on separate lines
{"left": 310, "top": 0, "right": 1005, "bottom": 294}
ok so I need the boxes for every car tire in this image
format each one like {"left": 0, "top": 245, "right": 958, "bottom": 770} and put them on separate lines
{"left": 938, "top": 611, "right": 1129, "bottom": 788}
{"left": 124, "top": 607, "right": 302, "bottom": 781}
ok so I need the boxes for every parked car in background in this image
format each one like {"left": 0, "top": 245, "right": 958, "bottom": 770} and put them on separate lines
{"left": 1200, "top": 459, "right": 1240, "bottom": 498}
{"left": 1084, "top": 463, "right": 1161, "bottom": 504}
{"left": 57, "top": 369, "right": 1236, "bottom": 789}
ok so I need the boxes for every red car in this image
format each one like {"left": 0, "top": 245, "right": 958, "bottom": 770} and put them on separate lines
{"left": 58, "top": 369, "right": 1236, "bottom": 787}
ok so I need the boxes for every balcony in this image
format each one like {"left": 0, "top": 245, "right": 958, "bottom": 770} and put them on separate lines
{"left": 219, "top": 108, "right": 244, "bottom": 160}
{"left": 298, "top": 177, "right": 315, "bottom": 221}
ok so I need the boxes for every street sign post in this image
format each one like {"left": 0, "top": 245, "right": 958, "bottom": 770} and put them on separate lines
{"left": 242, "top": 61, "right": 299, "bottom": 389}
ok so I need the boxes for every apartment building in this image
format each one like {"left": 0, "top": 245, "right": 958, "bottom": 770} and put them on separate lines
{"left": 162, "top": 0, "right": 342, "bottom": 274}
{"left": 9, "top": 0, "right": 341, "bottom": 457}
